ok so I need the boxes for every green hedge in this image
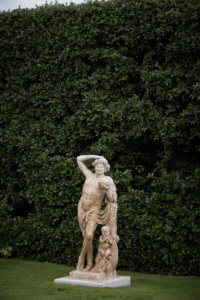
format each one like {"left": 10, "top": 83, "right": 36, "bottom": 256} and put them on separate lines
{"left": 0, "top": 0, "right": 200, "bottom": 275}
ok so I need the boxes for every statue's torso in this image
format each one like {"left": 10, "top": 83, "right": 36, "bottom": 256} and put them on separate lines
{"left": 80, "top": 175, "right": 106, "bottom": 211}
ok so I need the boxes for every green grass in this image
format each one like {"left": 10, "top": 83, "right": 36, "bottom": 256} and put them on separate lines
{"left": 0, "top": 259, "right": 199, "bottom": 300}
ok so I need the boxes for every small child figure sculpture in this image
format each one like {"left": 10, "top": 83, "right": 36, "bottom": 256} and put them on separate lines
{"left": 92, "top": 226, "right": 118, "bottom": 277}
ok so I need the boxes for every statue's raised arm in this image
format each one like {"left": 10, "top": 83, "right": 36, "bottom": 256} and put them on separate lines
{"left": 76, "top": 155, "right": 101, "bottom": 178}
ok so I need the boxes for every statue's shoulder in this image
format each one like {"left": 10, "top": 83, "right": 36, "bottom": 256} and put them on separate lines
{"left": 104, "top": 176, "right": 114, "bottom": 184}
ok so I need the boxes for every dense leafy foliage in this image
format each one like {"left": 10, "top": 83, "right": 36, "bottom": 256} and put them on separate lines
{"left": 0, "top": 0, "right": 199, "bottom": 275}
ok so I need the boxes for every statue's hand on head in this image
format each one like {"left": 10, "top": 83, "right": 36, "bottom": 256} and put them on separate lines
{"left": 94, "top": 155, "right": 104, "bottom": 159}
{"left": 92, "top": 155, "right": 104, "bottom": 159}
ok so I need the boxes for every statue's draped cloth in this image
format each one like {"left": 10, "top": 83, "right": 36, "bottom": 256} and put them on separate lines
{"left": 78, "top": 200, "right": 116, "bottom": 233}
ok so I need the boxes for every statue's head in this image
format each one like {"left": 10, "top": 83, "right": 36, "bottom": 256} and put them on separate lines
{"left": 101, "top": 226, "right": 110, "bottom": 236}
{"left": 92, "top": 157, "right": 110, "bottom": 174}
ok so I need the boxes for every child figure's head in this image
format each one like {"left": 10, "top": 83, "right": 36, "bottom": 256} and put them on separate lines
{"left": 101, "top": 226, "right": 110, "bottom": 237}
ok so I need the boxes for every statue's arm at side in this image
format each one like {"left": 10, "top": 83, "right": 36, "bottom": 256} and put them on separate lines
{"left": 105, "top": 177, "right": 118, "bottom": 237}
{"left": 77, "top": 155, "right": 101, "bottom": 178}
{"left": 106, "top": 177, "right": 117, "bottom": 203}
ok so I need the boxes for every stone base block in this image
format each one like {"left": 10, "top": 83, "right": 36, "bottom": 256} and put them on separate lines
{"left": 70, "top": 270, "right": 107, "bottom": 281}
{"left": 54, "top": 275, "right": 131, "bottom": 288}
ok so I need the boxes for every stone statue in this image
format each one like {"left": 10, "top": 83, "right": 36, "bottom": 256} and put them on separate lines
{"left": 76, "top": 155, "right": 118, "bottom": 275}
{"left": 54, "top": 155, "right": 130, "bottom": 286}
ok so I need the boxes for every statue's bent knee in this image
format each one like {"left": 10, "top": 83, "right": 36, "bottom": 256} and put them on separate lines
{"left": 85, "top": 230, "right": 93, "bottom": 241}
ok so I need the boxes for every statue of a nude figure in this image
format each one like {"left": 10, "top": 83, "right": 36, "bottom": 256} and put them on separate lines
{"left": 76, "top": 155, "right": 117, "bottom": 272}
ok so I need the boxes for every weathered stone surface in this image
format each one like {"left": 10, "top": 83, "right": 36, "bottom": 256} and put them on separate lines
{"left": 54, "top": 155, "right": 128, "bottom": 288}
{"left": 70, "top": 270, "right": 106, "bottom": 281}
{"left": 76, "top": 155, "right": 119, "bottom": 277}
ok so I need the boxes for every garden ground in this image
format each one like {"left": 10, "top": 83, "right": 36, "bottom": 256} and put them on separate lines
{"left": 0, "top": 258, "right": 200, "bottom": 300}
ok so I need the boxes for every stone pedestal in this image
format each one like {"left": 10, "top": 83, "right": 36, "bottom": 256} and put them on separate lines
{"left": 54, "top": 270, "right": 131, "bottom": 288}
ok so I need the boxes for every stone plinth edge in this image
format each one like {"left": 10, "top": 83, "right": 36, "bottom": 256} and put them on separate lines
{"left": 54, "top": 275, "right": 131, "bottom": 288}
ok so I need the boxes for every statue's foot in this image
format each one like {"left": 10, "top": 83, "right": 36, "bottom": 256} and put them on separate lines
{"left": 76, "top": 262, "right": 84, "bottom": 271}
{"left": 76, "top": 256, "right": 84, "bottom": 271}
{"left": 90, "top": 266, "right": 100, "bottom": 273}
{"left": 83, "top": 264, "right": 93, "bottom": 272}
{"left": 90, "top": 266, "right": 96, "bottom": 272}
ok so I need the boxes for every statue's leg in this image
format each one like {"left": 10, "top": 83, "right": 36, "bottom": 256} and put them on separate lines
{"left": 76, "top": 220, "right": 96, "bottom": 271}
{"left": 76, "top": 248, "right": 85, "bottom": 271}
{"left": 77, "top": 226, "right": 88, "bottom": 271}
{"left": 77, "top": 204, "right": 85, "bottom": 271}
{"left": 83, "top": 219, "right": 97, "bottom": 272}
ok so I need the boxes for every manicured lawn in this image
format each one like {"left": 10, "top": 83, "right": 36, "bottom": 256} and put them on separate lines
{"left": 0, "top": 258, "right": 199, "bottom": 300}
